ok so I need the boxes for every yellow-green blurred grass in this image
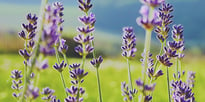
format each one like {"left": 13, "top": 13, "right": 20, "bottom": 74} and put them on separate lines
{"left": 0, "top": 54, "right": 204, "bottom": 102}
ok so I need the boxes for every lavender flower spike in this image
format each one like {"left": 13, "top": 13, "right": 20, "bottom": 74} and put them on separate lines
{"left": 53, "top": 61, "right": 67, "bottom": 72}
{"left": 121, "top": 27, "right": 137, "bottom": 59}
{"left": 171, "top": 80, "right": 195, "bottom": 102}
{"left": 157, "top": 54, "right": 173, "bottom": 67}
{"left": 90, "top": 56, "right": 103, "bottom": 68}
{"left": 137, "top": 5, "right": 161, "bottom": 30}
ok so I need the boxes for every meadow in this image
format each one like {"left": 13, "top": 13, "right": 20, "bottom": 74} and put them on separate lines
{"left": 0, "top": 54, "right": 204, "bottom": 102}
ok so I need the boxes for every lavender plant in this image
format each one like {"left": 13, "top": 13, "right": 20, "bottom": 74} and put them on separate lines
{"left": 9, "top": 0, "right": 197, "bottom": 102}
{"left": 11, "top": 70, "right": 23, "bottom": 101}
{"left": 65, "top": 63, "right": 88, "bottom": 102}
{"left": 74, "top": 0, "right": 95, "bottom": 69}
{"left": 121, "top": 26, "right": 137, "bottom": 101}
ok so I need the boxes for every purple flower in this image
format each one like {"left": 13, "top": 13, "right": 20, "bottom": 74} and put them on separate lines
{"left": 41, "top": 2, "right": 64, "bottom": 56}
{"left": 69, "top": 63, "right": 81, "bottom": 69}
{"left": 79, "top": 12, "right": 96, "bottom": 26}
{"left": 78, "top": 0, "right": 92, "bottom": 13}
{"left": 11, "top": 70, "right": 23, "bottom": 98}
{"left": 74, "top": 34, "right": 94, "bottom": 44}
{"left": 77, "top": 26, "right": 95, "bottom": 34}
{"left": 11, "top": 70, "right": 23, "bottom": 80}
{"left": 171, "top": 80, "right": 195, "bottom": 102}
{"left": 53, "top": 61, "right": 67, "bottom": 72}
{"left": 121, "top": 82, "right": 137, "bottom": 102}
{"left": 19, "top": 49, "right": 30, "bottom": 60}
{"left": 163, "top": 47, "right": 178, "bottom": 58}
{"left": 51, "top": 96, "right": 61, "bottom": 102}
{"left": 59, "top": 39, "right": 68, "bottom": 54}
{"left": 155, "top": 3, "right": 173, "bottom": 43}
{"left": 157, "top": 54, "right": 173, "bottom": 67}
{"left": 167, "top": 41, "right": 183, "bottom": 51}
{"left": 171, "top": 24, "right": 185, "bottom": 59}
{"left": 137, "top": 5, "right": 161, "bottom": 30}
{"left": 145, "top": 95, "right": 152, "bottom": 102}
{"left": 140, "top": 0, "right": 164, "bottom": 7}
{"left": 69, "top": 68, "right": 88, "bottom": 84}
{"left": 121, "top": 27, "right": 137, "bottom": 58}
{"left": 27, "top": 13, "right": 38, "bottom": 25}
{"left": 41, "top": 87, "right": 55, "bottom": 101}
{"left": 187, "top": 71, "right": 196, "bottom": 88}
{"left": 90, "top": 56, "right": 103, "bottom": 68}
{"left": 75, "top": 44, "right": 94, "bottom": 56}
{"left": 65, "top": 96, "right": 83, "bottom": 102}
{"left": 26, "top": 85, "right": 39, "bottom": 99}
{"left": 36, "top": 59, "right": 48, "bottom": 71}
{"left": 172, "top": 24, "right": 184, "bottom": 41}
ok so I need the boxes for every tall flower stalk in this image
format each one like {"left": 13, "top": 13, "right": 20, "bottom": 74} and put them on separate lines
{"left": 18, "top": 13, "right": 38, "bottom": 102}
{"left": 90, "top": 56, "right": 103, "bottom": 102}
{"left": 121, "top": 27, "right": 137, "bottom": 93}
{"left": 136, "top": 0, "right": 163, "bottom": 101}
{"left": 74, "top": 0, "right": 95, "bottom": 69}
{"left": 65, "top": 64, "right": 88, "bottom": 102}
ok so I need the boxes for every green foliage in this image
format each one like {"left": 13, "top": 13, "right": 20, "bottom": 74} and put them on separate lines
{"left": 0, "top": 54, "right": 204, "bottom": 102}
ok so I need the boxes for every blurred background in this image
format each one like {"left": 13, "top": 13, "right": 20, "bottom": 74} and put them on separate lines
{"left": 0, "top": 0, "right": 204, "bottom": 57}
{"left": 0, "top": 0, "right": 205, "bottom": 102}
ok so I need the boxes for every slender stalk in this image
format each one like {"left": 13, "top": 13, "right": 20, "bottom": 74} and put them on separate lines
{"left": 54, "top": 46, "right": 60, "bottom": 64}
{"left": 35, "top": 72, "right": 40, "bottom": 87}
{"left": 76, "top": 78, "right": 81, "bottom": 102}
{"left": 96, "top": 68, "right": 102, "bottom": 102}
{"left": 166, "top": 67, "right": 171, "bottom": 102}
{"left": 127, "top": 59, "right": 133, "bottom": 91}
{"left": 81, "top": 43, "right": 86, "bottom": 69}
{"left": 142, "top": 29, "right": 152, "bottom": 82}
{"left": 20, "top": 62, "right": 28, "bottom": 102}
{"left": 63, "top": 54, "right": 71, "bottom": 71}
{"left": 91, "top": 33, "right": 96, "bottom": 59}
{"left": 153, "top": 43, "right": 164, "bottom": 72}
{"left": 176, "top": 58, "right": 179, "bottom": 79}
{"left": 54, "top": 46, "right": 68, "bottom": 96}
{"left": 20, "top": 0, "right": 48, "bottom": 101}
{"left": 60, "top": 72, "right": 68, "bottom": 96}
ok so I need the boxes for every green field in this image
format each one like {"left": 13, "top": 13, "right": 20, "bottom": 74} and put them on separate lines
{"left": 0, "top": 54, "right": 204, "bottom": 102}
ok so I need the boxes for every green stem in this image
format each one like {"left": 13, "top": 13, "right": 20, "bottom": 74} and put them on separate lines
{"left": 76, "top": 78, "right": 81, "bottom": 102}
{"left": 35, "top": 72, "right": 40, "bottom": 87}
{"left": 20, "top": 0, "right": 48, "bottom": 101}
{"left": 153, "top": 43, "right": 164, "bottom": 72}
{"left": 63, "top": 53, "right": 71, "bottom": 71}
{"left": 54, "top": 46, "right": 60, "bottom": 64}
{"left": 20, "top": 62, "right": 28, "bottom": 102}
{"left": 96, "top": 68, "right": 103, "bottom": 102}
{"left": 142, "top": 29, "right": 152, "bottom": 82}
{"left": 54, "top": 46, "right": 68, "bottom": 96}
{"left": 176, "top": 58, "right": 179, "bottom": 79}
{"left": 91, "top": 33, "right": 96, "bottom": 59}
{"left": 81, "top": 43, "right": 86, "bottom": 69}
{"left": 81, "top": 54, "right": 86, "bottom": 69}
{"left": 60, "top": 72, "right": 68, "bottom": 96}
{"left": 166, "top": 67, "right": 171, "bottom": 102}
{"left": 127, "top": 59, "right": 133, "bottom": 91}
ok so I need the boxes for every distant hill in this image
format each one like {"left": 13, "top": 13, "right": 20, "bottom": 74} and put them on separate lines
{"left": 0, "top": 0, "right": 204, "bottom": 50}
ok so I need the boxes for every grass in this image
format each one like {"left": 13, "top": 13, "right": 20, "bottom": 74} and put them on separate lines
{"left": 0, "top": 54, "right": 204, "bottom": 102}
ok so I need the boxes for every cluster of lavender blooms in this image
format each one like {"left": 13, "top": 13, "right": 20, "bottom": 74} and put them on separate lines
{"left": 65, "top": 64, "right": 88, "bottom": 102}
{"left": 120, "top": 0, "right": 196, "bottom": 102}
{"left": 121, "top": 82, "right": 137, "bottom": 102}
{"left": 10, "top": 0, "right": 197, "bottom": 101}
{"left": 41, "top": 2, "right": 65, "bottom": 56}
{"left": 74, "top": 0, "right": 95, "bottom": 57}
{"left": 11, "top": 70, "right": 23, "bottom": 99}
{"left": 19, "top": 13, "right": 38, "bottom": 63}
